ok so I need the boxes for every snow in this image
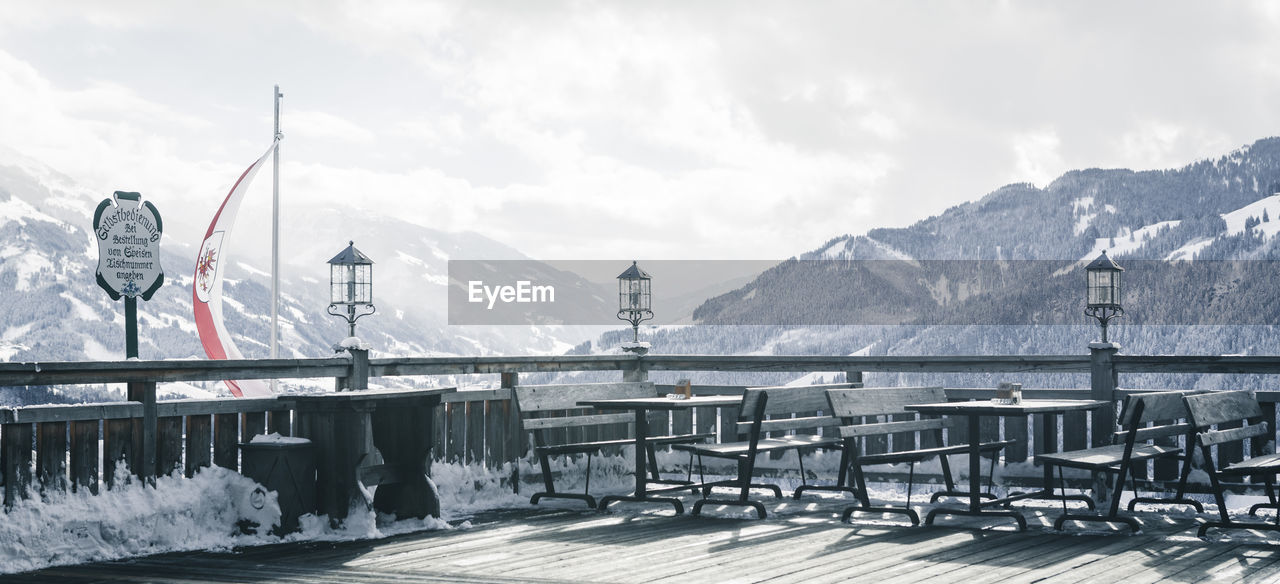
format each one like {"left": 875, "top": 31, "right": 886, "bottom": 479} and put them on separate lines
{"left": 0, "top": 323, "right": 32, "bottom": 360}
{"left": 1165, "top": 237, "right": 1215, "bottom": 262}
{"left": 0, "top": 466, "right": 281, "bottom": 575}
{"left": 235, "top": 262, "right": 270, "bottom": 278}
{"left": 0, "top": 249, "right": 54, "bottom": 292}
{"left": 1083, "top": 220, "right": 1183, "bottom": 259}
{"left": 81, "top": 335, "right": 117, "bottom": 361}
{"left": 395, "top": 250, "right": 449, "bottom": 286}
{"left": 0, "top": 195, "right": 62, "bottom": 228}
{"left": 821, "top": 239, "right": 849, "bottom": 259}
{"left": 2, "top": 322, "right": 35, "bottom": 344}
{"left": 784, "top": 345, "right": 873, "bottom": 386}
{"left": 250, "top": 432, "right": 312, "bottom": 445}
{"left": 1222, "top": 194, "right": 1280, "bottom": 238}
{"left": 863, "top": 237, "right": 914, "bottom": 261}
{"left": 158, "top": 381, "right": 220, "bottom": 400}
{"left": 0, "top": 458, "right": 484, "bottom": 576}
{"left": 60, "top": 291, "right": 100, "bottom": 321}
{"left": 1073, "top": 212, "right": 1096, "bottom": 236}
{"left": 1058, "top": 219, "right": 1183, "bottom": 276}
{"left": 337, "top": 336, "right": 372, "bottom": 351}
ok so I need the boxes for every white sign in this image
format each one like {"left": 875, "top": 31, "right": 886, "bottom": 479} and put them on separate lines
{"left": 93, "top": 191, "right": 164, "bottom": 300}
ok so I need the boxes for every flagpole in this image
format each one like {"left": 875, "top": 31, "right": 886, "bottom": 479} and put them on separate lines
{"left": 271, "top": 85, "right": 282, "bottom": 391}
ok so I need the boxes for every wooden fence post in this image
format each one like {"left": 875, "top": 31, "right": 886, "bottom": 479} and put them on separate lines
{"left": 128, "top": 381, "right": 157, "bottom": 482}
{"left": 1089, "top": 343, "right": 1119, "bottom": 448}
{"left": 1089, "top": 342, "right": 1119, "bottom": 504}
{"left": 501, "top": 372, "right": 521, "bottom": 493}
{"left": 349, "top": 348, "right": 370, "bottom": 391}
{"left": 623, "top": 359, "right": 648, "bottom": 383}
{"left": 3, "top": 422, "right": 33, "bottom": 507}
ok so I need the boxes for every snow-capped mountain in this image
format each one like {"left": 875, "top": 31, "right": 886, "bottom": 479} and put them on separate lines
{"left": 0, "top": 153, "right": 600, "bottom": 380}
{"left": 579, "top": 137, "right": 1280, "bottom": 391}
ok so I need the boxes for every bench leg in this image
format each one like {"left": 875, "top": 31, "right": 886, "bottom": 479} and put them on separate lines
{"left": 794, "top": 446, "right": 859, "bottom": 500}
{"left": 843, "top": 504, "right": 920, "bottom": 526}
{"left": 1135, "top": 450, "right": 1204, "bottom": 514}
{"left": 1248, "top": 478, "right": 1279, "bottom": 519}
{"left": 841, "top": 461, "right": 920, "bottom": 526}
{"left": 691, "top": 455, "right": 772, "bottom": 519}
{"left": 1051, "top": 461, "right": 1144, "bottom": 533}
{"left": 530, "top": 451, "right": 596, "bottom": 509}
{"left": 1198, "top": 478, "right": 1280, "bottom": 537}
{"left": 1128, "top": 459, "right": 1203, "bottom": 515}
{"left": 692, "top": 497, "right": 766, "bottom": 519}
{"left": 1198, "top": 518, "right": 1280, "bottom": 538}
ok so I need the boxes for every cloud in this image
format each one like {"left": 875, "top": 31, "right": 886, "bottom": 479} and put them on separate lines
{"left": 5, "top": 2, "right": 1280, "bottom": 263}
{"left": 1010, "top": 129, "right": 1064, "bottom": 187}
{"left": 286, "top": 110, "right": 377, "bottom": 145}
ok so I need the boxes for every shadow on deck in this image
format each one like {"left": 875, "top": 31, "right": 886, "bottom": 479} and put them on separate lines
{"left": 18, "top": 494, "right": 1280, "bottom": 584}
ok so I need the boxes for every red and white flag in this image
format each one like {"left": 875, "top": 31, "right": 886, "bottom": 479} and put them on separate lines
{"left": 193, "top": 142, "right": 278, "bottom": 397}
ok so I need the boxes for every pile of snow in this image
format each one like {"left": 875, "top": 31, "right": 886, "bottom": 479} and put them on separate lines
{"left": 249, "top": 432, "right": 312, "bottom": 445}
{"left": 0, "top": 466, "right": 280, "bottom": 574}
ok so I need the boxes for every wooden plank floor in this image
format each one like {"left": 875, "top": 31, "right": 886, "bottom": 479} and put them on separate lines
{"left": 14, "top": 495, "right": 1280, "bottom": 583}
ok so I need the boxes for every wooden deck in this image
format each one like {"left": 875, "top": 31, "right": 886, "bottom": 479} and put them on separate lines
{"left": 16, "top": 494, "right": 1280, "bottom": 584}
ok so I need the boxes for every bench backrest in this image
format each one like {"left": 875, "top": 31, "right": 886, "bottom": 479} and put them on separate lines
{"left": 1113, "top": 391, "right": 1198, "bottom": 444}
{"left": 1183, "top": 390, "right": 1269, "bottom": 448}
{"left": 736, "top": 382, "right": 860, "bottom": 435}
{"left": 826, "top": 387, "right": 950, "bottom": 440}
{"left": 513, "top": 381, "right": 657, "bottom": 434}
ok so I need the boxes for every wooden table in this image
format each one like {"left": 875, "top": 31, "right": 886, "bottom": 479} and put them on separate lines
{"left": 905, "top": 399, "right": 1108, "bottom": 530}
{"left": 292, "top": 387, "right": 455, "bottom": 525}
{"left": 577, "top": 395, "right": 740, "bottom": 513}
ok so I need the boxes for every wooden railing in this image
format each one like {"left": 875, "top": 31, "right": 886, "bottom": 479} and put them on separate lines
{"left": 4, "top": 351, "right": 1280, "bottom": 506}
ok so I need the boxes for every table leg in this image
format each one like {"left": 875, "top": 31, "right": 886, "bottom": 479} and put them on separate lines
{"left": 925, "top": 413, "right": 1026, "bottom": 531}
{"left": 597, "top": 407, "right": 684, "bottom": 514}
{"left": 370, "top": 397, "right": 441, "bottom": 520}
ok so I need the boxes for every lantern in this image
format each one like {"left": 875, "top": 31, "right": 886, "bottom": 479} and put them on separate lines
{"left": 616, "top": 261, "right": 654, "bottom": 346}
{"left": 1084, "top": 251, "right": 1123, "bottom": 343}
{"left": 327, "top": 241, "right": 376, "bottom": 337}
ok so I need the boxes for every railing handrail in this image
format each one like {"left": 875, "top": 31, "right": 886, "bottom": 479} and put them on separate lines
{"left": 641, "top": 354, "right": 1095, "bottom": 373}
{"left": 9, "top": 353, "right": 1280, "bottom": 387}
{"left": 0, "top": 358, "right": 352, "bottom": 385}
{"left": 1114, "top": 355, "right": 1280, "bottom": 373}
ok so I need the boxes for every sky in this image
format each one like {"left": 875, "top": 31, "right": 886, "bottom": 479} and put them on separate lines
{"left": 2, "top": 1, "right": 1279, "bottom": 262}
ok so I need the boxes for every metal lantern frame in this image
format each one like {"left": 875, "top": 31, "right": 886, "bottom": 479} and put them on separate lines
{"left": 327, "top": 241, "right": 376, "bottom": 337}
{"left": 616, "top": 261, "right": 654, "bottom": 343}
{"left": 1084, "top": 251, "right": 1124, "bottom": 343}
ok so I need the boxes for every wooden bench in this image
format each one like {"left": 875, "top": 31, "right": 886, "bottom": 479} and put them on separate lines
{"left": 1036, "top": 391, "right": 1202, "bottom": 532}
{"left": 826, "top": 386, "right": 1016, "bottom": 526}
{"left": 513, "top": 381, "right": 713, "bottom": 509}
{"left": 673, "top": 383, "right": 859, "bottom": 519}
{"left": 1183, "top": 390, "right": 1280, "bottom": 537}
